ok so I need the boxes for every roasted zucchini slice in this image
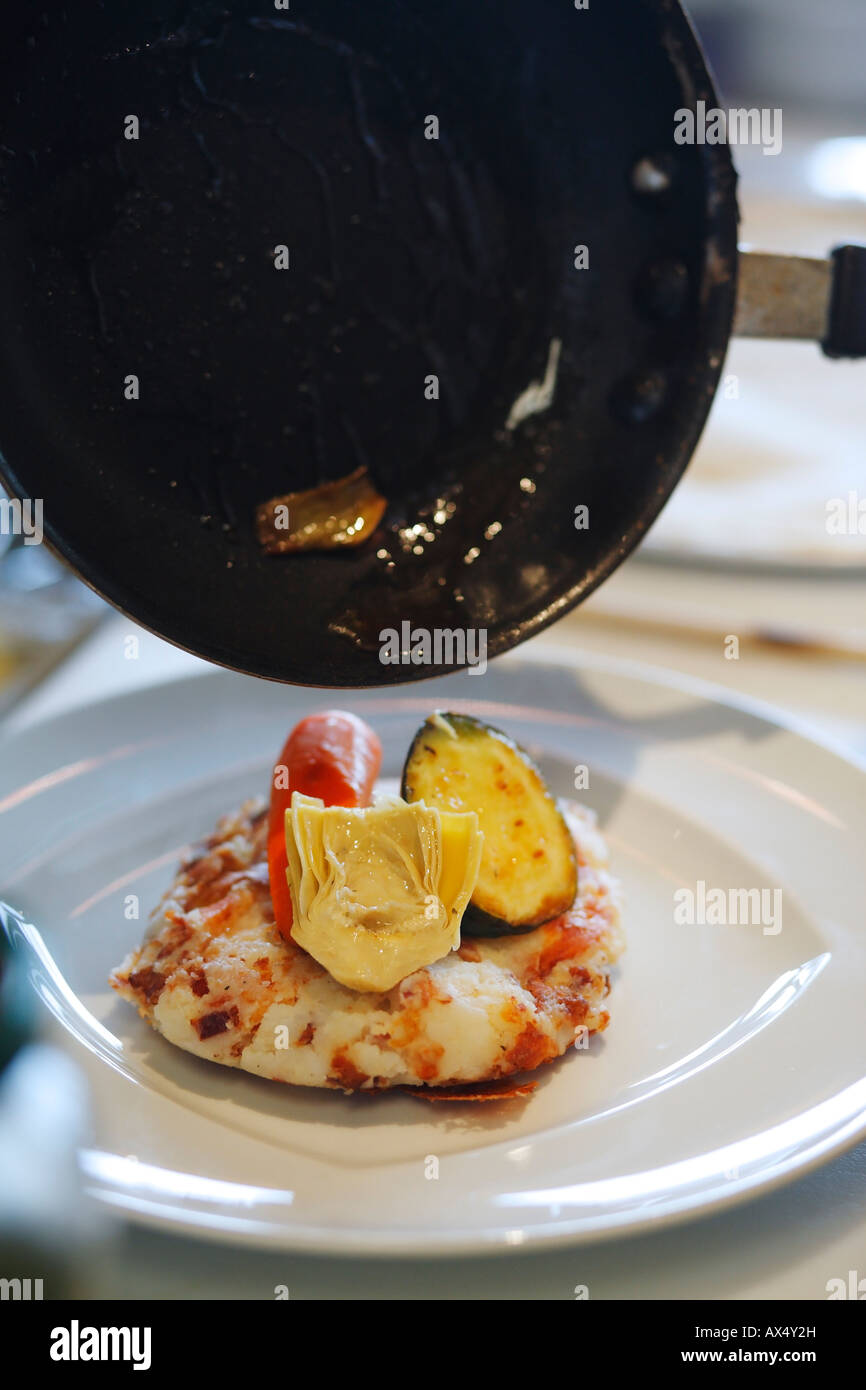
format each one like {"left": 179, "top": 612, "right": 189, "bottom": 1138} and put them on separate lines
{"left": 401, "top": 712, "right": 577, "bottom": 936}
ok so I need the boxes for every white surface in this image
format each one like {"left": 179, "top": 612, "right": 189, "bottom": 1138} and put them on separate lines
{"left": 3, "top": 613, "right": 866, "bottom": 1295}
{"left": 644, "top": 339, "right": 866, "bottom": 567}
{"left": 577, "top": 564, "right": 866, "bottom": 759}
{"left": 645, "top": 128, "right": 866, "bottom": 569}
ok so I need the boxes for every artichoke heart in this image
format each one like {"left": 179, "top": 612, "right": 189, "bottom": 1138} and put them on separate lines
{"left": 284, "top": 793, "right": 482, "bottom": 992}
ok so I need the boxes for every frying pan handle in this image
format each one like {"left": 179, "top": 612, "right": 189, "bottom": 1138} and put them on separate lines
{"left": 734, "top": 246, "right": 866, "bottom": 359}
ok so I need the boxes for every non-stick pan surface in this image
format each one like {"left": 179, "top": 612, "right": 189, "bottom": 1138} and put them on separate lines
{"left": 0, "top": 1, "right": 737, "bottom": 685}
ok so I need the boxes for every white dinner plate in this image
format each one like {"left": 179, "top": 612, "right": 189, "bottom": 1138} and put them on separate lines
{"left": 1, "top": 649, "right": 865, "bottom": 1254}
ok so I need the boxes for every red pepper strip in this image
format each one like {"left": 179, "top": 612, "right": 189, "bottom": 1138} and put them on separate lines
{"left": 267, "top": 711, "right": 382, "bottom": 942}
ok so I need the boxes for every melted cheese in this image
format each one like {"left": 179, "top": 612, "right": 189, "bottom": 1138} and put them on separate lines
{"left": 284, "top": 794, "right": 482, "bottom": 992}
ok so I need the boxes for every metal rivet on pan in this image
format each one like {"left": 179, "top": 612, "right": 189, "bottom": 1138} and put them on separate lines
{"left": 635, "top": 258, "right": 689, "bottom": 319}
{"left": 611, "top": 370, "right": 668, "bottom": 424}
{"left": 631, "top": 154, "right": 675, "bottom": 195}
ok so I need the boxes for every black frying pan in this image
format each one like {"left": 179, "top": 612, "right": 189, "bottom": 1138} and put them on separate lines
{"left": 0, "top": 2, "right": 861, "bottom": 686}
